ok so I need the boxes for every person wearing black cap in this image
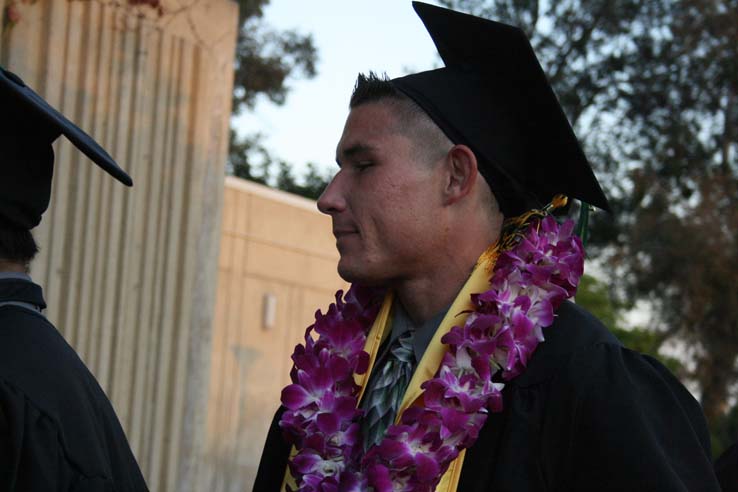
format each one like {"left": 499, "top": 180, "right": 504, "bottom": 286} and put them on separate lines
{"left": 253, "top": 3, "right": 720, "bottom": 491}
{"left": 0, "top": 65, "right": 148, "bottom": 491}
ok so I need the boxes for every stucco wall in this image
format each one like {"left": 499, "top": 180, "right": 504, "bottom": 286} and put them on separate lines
{"left": 199, "top": 176, "right": 345, "bottom": 491}
{"left": 0, "top": 1, "right": 238, "bottom": 490}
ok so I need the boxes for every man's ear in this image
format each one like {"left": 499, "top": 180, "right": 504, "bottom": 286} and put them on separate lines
{"left": 443, "top": 144, "right": 478, "bottom": 205}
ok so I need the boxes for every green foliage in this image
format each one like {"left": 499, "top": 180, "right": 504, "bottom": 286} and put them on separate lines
{"left": 232, "top": 0, "right": 317, "bottom": 113}
{"left": 229, "top": 127, "right": 330, "bottom": 199}
{"left": 712, "top": 403, "right": 738, "bottom": 459}
{"left": 275, "top": 162, "right": 331, "bottom": 200}
{"left": 228, "top": 0, "right": 324, "bottom": 199}
{"left": 228, "top": 129, "right": 270, "bottom": 185}
{"left": 441, "top": 0, "right": 738, "bottom": 425}
{"left": 575, "top": 274, "right": 621, "bottom": 329}
{"left": 576, "top": 274, "right": 683, "bottom": 376}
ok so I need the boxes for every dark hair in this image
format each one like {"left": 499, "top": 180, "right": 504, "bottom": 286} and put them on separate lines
{"left": 350, "top": 72, "right": 407, "bottom": 108}
{"left": 350, "top": 72, "right": 434, "bottom": 135}
{"left": 0, "top": 225, "right": 39, "bottom": 265}
{"left": 349, "top": 72, "right": 454, "bottom": 165}
{"left": 349, "top": 72, "right": 528, "bottom": 217}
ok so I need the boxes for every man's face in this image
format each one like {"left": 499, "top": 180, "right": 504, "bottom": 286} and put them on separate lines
{"left": 318, "top": 101, "right": 447, "bottom": 286}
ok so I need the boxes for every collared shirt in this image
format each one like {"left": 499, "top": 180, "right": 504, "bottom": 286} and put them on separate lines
{"left": 358, "top": 301, "right": 451, "bottom": 449}
{"left": 0, "top": 271, "right": 33, "bottom": 281}
{"left": 0, "top": 271, "right": 44, "bottom": 314}
{"left": 376, "top": 302, "right": 450, "bottom": 367}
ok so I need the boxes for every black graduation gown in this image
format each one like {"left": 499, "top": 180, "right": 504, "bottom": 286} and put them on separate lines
{"left": 0, "top": 277, "right": 148, "bottom": 491}
{"left": 715, "top": 443, "right": 738, "bottom": 492}
{"left": 253, "top": 301, "right": 721, "bottom": 491}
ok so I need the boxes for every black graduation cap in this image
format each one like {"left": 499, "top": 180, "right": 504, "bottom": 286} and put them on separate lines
{"left": 391, "top": 2, "right": 610, "bottom": 216}
{"left": 0, "top": 65, "right": 132, "bottom": 230}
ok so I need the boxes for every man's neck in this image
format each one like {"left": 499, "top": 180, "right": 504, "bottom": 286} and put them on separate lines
{"left": 0, "top": 260, "right": 27, "bottom": 273}
{"left": 395, "top": 239, "right": 496, "bottom": 325}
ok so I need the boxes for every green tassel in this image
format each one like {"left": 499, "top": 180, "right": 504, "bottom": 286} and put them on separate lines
{"left": 576, "top": 201, "right": 591, "bottom": 248}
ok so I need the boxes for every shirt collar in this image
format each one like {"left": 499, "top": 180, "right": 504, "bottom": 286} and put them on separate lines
{"left": 391, "top": 302, "right": 450, "bottom": 363}
{"left": 0, "top": 271, "right": 32, "bottom": 281}
{"left": 0, "top": 272, "right": 46, "bottom": 309}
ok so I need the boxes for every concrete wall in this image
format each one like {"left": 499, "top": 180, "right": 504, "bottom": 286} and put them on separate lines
{"left": 0, "top": 1, "right": 238, "bottom": 491}
{"left": 199, "top": 177, "right": 345, "bottom": 491}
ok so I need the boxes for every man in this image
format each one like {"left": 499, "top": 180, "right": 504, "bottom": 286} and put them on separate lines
{"left": 254, "top": 3, "right": 720, "bottom": 491}
{"left": 0, "top": 65, "right": 148, "bottom": 491}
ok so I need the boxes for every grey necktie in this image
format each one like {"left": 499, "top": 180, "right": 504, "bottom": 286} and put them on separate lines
{"left": 361, "top": 329, "right": 416, "bottom": 451}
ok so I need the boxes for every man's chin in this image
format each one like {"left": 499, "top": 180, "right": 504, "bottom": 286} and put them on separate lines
{"left": 337, "top": 262, "right": 386, "bottom": 287}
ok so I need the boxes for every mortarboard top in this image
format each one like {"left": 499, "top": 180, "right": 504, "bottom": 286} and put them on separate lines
{"left": 390, "top": 2, "right": 611, "bottom": 216}
{"left": 0, "top": 65, "right": 132, "bottom": 230}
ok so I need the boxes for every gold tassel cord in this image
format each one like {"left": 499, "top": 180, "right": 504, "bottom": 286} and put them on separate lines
{"left": 480, "top": 194, "right": 569, "bottom": 275}
{"left": 499, "top": 194, "right": 569, "bottom": 252}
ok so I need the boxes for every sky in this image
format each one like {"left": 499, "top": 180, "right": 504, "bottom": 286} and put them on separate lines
{"left": 232, "top": 1, "right": 444, "bottom": 178}
{"left": 232, "top": 1, "right": 661, "bottom": 331}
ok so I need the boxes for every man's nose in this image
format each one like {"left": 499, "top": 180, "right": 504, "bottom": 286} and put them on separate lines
{"left": 317, "top": 173, "right": 346, "bottom": 215}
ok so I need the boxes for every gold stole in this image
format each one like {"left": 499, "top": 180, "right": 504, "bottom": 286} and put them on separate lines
{"left": 281, "top": 250, "right": 496, "bottom": 491}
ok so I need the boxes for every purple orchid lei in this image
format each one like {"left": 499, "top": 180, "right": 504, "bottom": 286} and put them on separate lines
{"left": 279, "top": 216, "right": 584, "bottom": 492}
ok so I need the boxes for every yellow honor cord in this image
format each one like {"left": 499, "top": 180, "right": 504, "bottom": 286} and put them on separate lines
{"left": 354, "top": 290, "right": 395, "bottom": 401}
{"left": 281, "top": 292, "right": 396, "bottom": 491}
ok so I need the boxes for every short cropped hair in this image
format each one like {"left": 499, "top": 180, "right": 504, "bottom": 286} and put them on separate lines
{"left": 349, "top": 72, "right": 522, "bottom": 216}
{"left": 349, "top": 72, "right": 512, "bottom": 215}
{"left": 350, "top": 72, "right": 453, "bottom": 164}
{"left": 350, "top": 72, "right": 406, "bottom": 107}
{"left": 0, "top": 226, "right": 39, "bottom": 266}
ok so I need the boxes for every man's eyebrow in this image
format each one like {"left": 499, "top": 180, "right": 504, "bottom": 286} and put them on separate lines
{"left": 336, "top": 143, "right": 376, "bottom": 165}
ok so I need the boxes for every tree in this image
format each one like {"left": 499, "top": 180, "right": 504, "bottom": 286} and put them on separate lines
{"left": 712, "top": 403, "right": 738, "bottom": 458}
{"left": 228, "top": 0, "right": 327, "bottom": 196}
{"left": 439, "top": 0, "right": 738, "bottom": 427}
{"left": 275, "top": 162, "right": 332, "bottom": 200}
{"left": 228, "top": 128, "right": 271, "bottom": 185}
{"left": 232, "top": 1, "right": 317, "bottom": 111}
{"left": 576, "top": 274, "right": 684, "bottom": 377}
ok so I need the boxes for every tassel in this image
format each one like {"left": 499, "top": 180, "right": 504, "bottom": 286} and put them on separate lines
{"left": 498, "top": 194, "right": 571, "bottom": 253}
{"left": 549, "top": 194, "right": 569, "bottom": 211}
{"left": 575, "top": 201, "right": 591, "bottom": 248}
